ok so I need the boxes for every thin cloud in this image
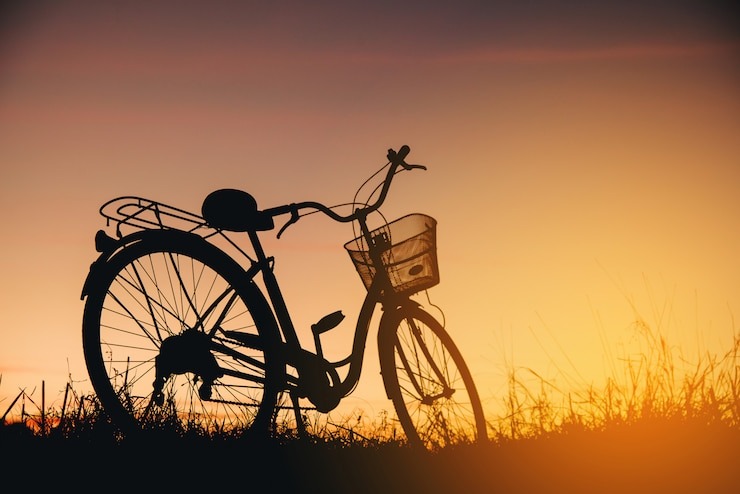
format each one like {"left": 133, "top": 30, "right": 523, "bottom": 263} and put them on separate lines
{"left": 430, "top": 40, "right": 740, "bottom": 64}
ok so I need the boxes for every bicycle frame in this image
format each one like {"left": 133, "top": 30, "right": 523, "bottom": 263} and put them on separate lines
{"left": 240, "top": 207, "right": 411, "bottom": 413}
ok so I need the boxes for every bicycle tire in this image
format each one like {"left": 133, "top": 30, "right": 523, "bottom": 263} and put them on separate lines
{"left": 82, "top": 230, "right": 283, "bottom": 436}
{"left": 379, "top": 305, "right": 487, "bottom": 450}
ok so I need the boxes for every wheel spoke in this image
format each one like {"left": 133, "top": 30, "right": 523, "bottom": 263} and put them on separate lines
{"left": 392, "top": 332, "right": 426, "bottom": 398}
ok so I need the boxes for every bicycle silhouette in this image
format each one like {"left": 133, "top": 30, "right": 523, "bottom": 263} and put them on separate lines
{"left": 81, "top": 145, "right": 487, "bottom": 449}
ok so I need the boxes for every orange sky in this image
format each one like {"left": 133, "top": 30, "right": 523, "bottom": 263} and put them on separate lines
{"left": 1, "top": 1, "right": 738, "bottom": 421}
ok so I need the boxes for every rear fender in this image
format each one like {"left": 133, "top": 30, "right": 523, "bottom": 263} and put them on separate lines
{"left": 80, "top": 229, "right": 202, "bottom": 300}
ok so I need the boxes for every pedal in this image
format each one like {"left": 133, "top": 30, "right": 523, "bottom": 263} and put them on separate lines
{"left": 311, "top": 310, "right": 345, "bottom": 335}
{"left": 311, "top": 310, "right": 344, "bottom": 358}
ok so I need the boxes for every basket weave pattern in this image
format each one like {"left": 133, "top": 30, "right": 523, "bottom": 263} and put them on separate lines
{"left": 344, "top": 214, "right": 439, "bottom": 296}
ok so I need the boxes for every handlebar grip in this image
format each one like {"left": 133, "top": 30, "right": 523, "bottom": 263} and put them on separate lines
{"left": 387, "top": 145, "right": 411, "bottom": 165}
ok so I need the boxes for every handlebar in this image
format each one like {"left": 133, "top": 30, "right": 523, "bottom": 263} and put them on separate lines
{"left": 263, "top": 145, "right": 425, "bottom": 238}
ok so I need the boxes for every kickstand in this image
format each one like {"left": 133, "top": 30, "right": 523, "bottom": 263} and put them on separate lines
{"left": 291, "top": 392, "right": 307, "bottom": 438}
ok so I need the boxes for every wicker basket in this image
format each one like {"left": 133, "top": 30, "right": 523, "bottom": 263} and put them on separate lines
{"left": 344, "top": 214, "right": 439, "bottom": 296}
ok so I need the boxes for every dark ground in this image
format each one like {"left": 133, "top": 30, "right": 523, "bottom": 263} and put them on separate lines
{"left": 2, "top": 419, "right": 738, "bottom": 493}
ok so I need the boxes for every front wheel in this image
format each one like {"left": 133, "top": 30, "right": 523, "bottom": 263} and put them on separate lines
{"left": 379, "top": 305, "right": 487, "bottom": 450}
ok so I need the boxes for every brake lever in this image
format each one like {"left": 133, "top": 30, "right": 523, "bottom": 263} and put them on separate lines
{"left": 401, "top": 163, "right": 427, "bottom": 171}
{"left": 276, "top": 205, "right": 299, "bottom": 239}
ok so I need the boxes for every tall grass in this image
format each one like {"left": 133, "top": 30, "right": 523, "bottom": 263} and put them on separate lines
{"left": 489, "top": 316, "right": 739, "bottom": 441}
{"left": 0, "top": 377, "right": 405, "bottom": 447}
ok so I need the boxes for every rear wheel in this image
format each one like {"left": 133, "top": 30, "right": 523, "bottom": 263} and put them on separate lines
{"left": 82, "top": 231, "right": 283, "bottom": 436}
{"left": 379, "top": 305, "right": 487, "bottom": 450}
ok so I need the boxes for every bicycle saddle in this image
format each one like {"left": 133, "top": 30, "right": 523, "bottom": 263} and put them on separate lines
{"left": 201, "top": 188, "right": 275, "bottom": 232}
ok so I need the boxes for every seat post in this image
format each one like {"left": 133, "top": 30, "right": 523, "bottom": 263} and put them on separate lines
{"left": 247, "top": 229, "right": 302, "bottom": 349}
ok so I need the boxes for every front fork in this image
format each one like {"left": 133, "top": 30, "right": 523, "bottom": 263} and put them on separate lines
{"left": 377, "top": 297, "right": 422, "bottom": 400}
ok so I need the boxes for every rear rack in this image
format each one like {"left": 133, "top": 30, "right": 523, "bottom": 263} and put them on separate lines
{"left": 100, "top": 196, "right": 219, "bottom": 238}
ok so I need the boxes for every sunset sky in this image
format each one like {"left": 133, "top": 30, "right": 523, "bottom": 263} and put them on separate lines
{"left": 1, "top": 1, "right": 738, "bottom": 421}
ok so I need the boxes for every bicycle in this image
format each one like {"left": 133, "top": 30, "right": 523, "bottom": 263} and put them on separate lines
{"left": 80, "top": 145, "right": 487, "bottom": 449}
